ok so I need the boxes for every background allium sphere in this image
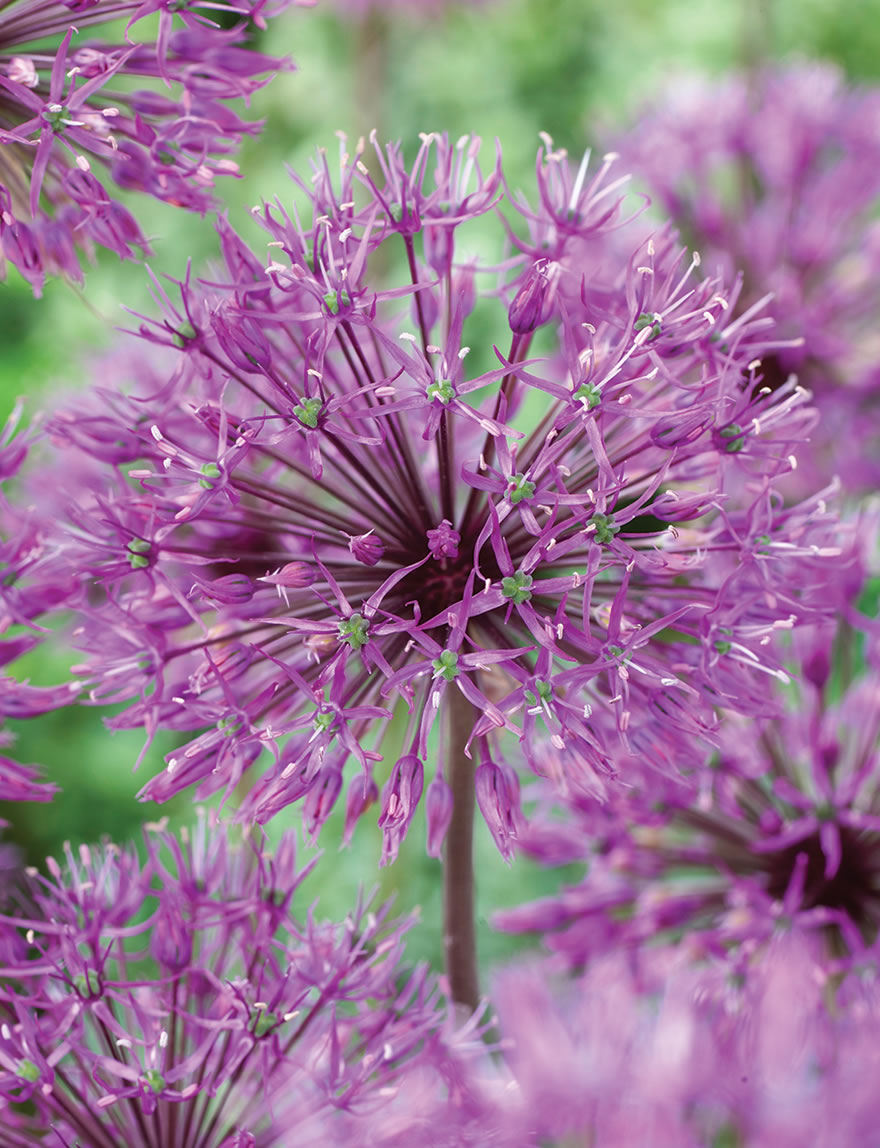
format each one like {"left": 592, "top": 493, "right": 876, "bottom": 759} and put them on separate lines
{"left": 0, "top": 0, "right": 296, "bottom": 291}
{"left": 0, "top": 814, "right": 487, "bottom": 1146}
{"left": 614, "top": 62, "right": 880, "bottom": 498}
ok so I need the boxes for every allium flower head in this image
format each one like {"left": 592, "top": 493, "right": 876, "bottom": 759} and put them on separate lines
{"left": 0, "top": 812, "right": 481, "bottom": 1144}
{"left": 491, "top": 934, "right": 880, "bottom": 1148}
{"left": 0, "top": 0, "right": 301, "bottom": 292}
{"left": 614, "top": 62, "right": 880, "bottom": 494}
{"left": 31, "top": 132, "right": 840, "bottom": 854}
{"left": 498, "top": 613, "right": 880, "bottom": 965}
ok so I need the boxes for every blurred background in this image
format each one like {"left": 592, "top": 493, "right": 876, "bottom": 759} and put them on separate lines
{"left": 3, "top": 0, "right": 879, "bottom": 972}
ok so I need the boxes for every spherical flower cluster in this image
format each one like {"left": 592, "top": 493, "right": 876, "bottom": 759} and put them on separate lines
{"left": 0, "top": 0, "right": 300, "bottom": 292}
{"left": 0, "top": 813, "right": 486, "bottom": 1145}
{"left": 491, "top": 933, "right": 880, "bottom": 1147}
{"left": 497, "top": 613, "right": 880, "bottom": 966}
{"left": 28, "top": 133, "right": 841, "bottom": 856}
{"left": 614, "top": 62, "right": 880, "bottom": 496}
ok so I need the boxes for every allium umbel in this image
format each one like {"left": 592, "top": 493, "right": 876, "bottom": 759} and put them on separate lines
{"left": 0, "top": 0, "right": 299, "bottom": 292}
{"left": 0, "top": 814, "right": 482, "bottom": 1145}
{"left": 36, "top": 134, "right": 839, "bottom": 858}
{"left": 490, "top": 935, "right": 880, "bottom": 1148}
{"left": 498, "top": 613, "right": 880, "bottom": 967}
{"left": 614, "top": 63, "right": 880, "bottom": 495}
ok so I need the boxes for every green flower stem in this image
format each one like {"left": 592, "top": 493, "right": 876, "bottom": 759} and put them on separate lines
{"left": 443, "top": 685, "right": 480, "bottom": 1012}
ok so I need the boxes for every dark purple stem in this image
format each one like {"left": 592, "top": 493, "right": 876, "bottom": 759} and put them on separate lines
{"left": 443, "top": 685, "right": 479, "bottom": 1011}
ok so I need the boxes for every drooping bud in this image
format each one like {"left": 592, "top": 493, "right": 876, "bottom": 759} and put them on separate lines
{"left": 190, "top": 574, "right": 254, "bottom": 605}
{"left": 424, "top": 772, "right": 453, "bottom": 858}
{"left": 342, "top": 775, "right": 379, "bottom": 847}
{"left": 346, "top": 531, "right": 384, "bottom": 566}
{"left": 302, "top": 767, "right": 343, "bottom": 843}
{"left": 475, "top": 760, "right": 524, "bottom": 863}
{"left": 258, "top": 562, "right": 315, "bottom": 606}
{"left": 378, "top": 754, "right": 424, "bottom": 863}
{"left": 424, "top": 221, "right": 454, "bottom": 276}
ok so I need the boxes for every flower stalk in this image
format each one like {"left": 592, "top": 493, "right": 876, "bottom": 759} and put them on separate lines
{"left": 443, "top": 685, "right": 480, "bottom": 1011}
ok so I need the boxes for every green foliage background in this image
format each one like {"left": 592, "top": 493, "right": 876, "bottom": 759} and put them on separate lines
{"left": 3, "top": 0, "right": 879, "bottom": 974}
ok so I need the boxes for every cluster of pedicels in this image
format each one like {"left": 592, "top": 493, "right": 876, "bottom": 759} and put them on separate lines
{"left": 614, "top": 61, "right": 880, "bottom": 497}
{"left": 497, "top": 606, "right": 880, "bottom": 967}
{"left": 0, "top": 0, "right": 303, "bottom": 292}
{"left": 4, "top": 131, "right": 843, "bottom": 860}
{"left": 489, "top": 930, "right": 880, "bottom": 1147}
{"left": 3, "top": 48, "right": 880, "bottom": 1146}
{"left": 0, "top": 812, "right": 496, "bottom": 1148}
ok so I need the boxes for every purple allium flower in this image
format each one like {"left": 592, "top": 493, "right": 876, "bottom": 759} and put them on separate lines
{"left": 490, "top": 933, "right": 880, "bottom": 1148}
{"left": 613, "top": 62, "right": 880, "bottom": 496}
{"left": 497, "top": 612, "right": 880, "bottom": 966}
{"left": 0, "top": 756, "right": 57, "bottom": 801}
{"left": 0, "top": 0, "right": 302, "bottom": 292}
{"left": 0, "top": 812, "right": 485, "bottom": 1144}
{"left": 30, "top": 133, "right": 840, "bottom": 853}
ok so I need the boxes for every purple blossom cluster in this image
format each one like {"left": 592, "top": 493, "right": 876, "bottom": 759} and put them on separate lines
{"left": 0, "top": 813, "right": 489, "bottom": 1146}
{"left": 614, "top": 62, "right": 880, "bottom": 496}
{"left": 490, "top": 932, "right": 880, "bottom": 1147}
{"left": 13, "top": 133, "right": 844, "bottom": 858}
{"left": 6, "top": 39, "right": 880, "bottom": 1142}
{"left": 0, "top": 0, "right": 301, "bottom": 292}
{"left": 497, "top": 612, "right": 880, "bottom": 968}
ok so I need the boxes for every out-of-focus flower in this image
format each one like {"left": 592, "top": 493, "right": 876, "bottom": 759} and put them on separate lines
{"left": 0, "top": 756, "right": 57, "bottom": 801}
{"left": 497, "top": 613, "right": 880, "bottom": 966}
{"left": 25, "top": 133, "right": 841, "bottom": 853}
{"left": 614, "top": 62, "right": 880, "bottom": 495}
{"left": 0, "top": 0, "right": 302, "bottom": 292}
{"left": 491, "top": 933, "right": 880, "bottom": 1148}
{"left": 0, "top": 812, "right": 486, "bottom": 1144}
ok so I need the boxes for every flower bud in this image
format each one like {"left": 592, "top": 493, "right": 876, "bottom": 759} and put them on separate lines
{"left": 378, "top": 755, "right": 424, "bottom": 833}
{"left": 342, "top": 775, "right": 379, "bottom": 847}
{"left": 347, "top": 531, "right": 384, "bottom": 567}
{"left": 378, "top": 755, "right": 424, "bottom": 864}
{"left": 424, "top": 222, "right": 454, "bottom": 276}
{"left": 508, "top": 261, "right": 558, "bottom": 334}
{"left": 190, "top": 574, "right": 254, "bottom": 605}
{"left": 475, "top": 760, "right": 523, "bottom": 863}
{"left": 426, "top": 519, "right": 460, "bottom": 561}
{"left": 302, "top": 767, "right": 343, "bottom": 843}
{"left": 425, "top": 773, "right": 453, "bottom": 858}
{"left": 150, "top": 903, "right": 192, "bottom": 972}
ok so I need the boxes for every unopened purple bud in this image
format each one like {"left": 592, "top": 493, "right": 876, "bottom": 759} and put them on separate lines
{"left": 451, "top": 264, "right": 477, "bottom": 320}
{"left": 211, "top": 312, "right": 271, "bottom": 373}
{"left": 347, "top": 531, "right": 384, "bottom": 566}
{"left": 150, "top": 904, "right": 192, "bottom": 972}
{"left": 378, "top": 754, "right": 424, "bottom": 833}
{"left": 62, "top": 167, "right": 109, "bottom": 208}
{"left": 259, "top": 562, "right": 314, "bottom": 590}
{"left": 2, "top": 217, "right": 43, "bottom": 296}
{"left": 191, "top": 574, "right": 254, "bottom": 605}
{"left": 302, "top": 767, "right": 343, "bottom": 843}
{"left": 508, "top": 262, "right": 556, "bottom": 334}
{"left": 650, "top": 490, "right": 718, "bottom": 523}
{"left": 803, "top": 643, "right": 831, "bottom": 691}
{"left": 424, "top": 772, "right": 453, "bottom": 858}
{"left": 424, "top": 223, "right": 454, "bottom": 276}
{"left": 475, "top": 760, "right": 523, "bottom": 863}
{"left": 650, "top": 409, "right": 715, "bottom": 449}
{"left": 427, "top": 519, "right": 460, "bottom": 560}
{"left": 342, "top": 775, "right": 378, "bottom": 847}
